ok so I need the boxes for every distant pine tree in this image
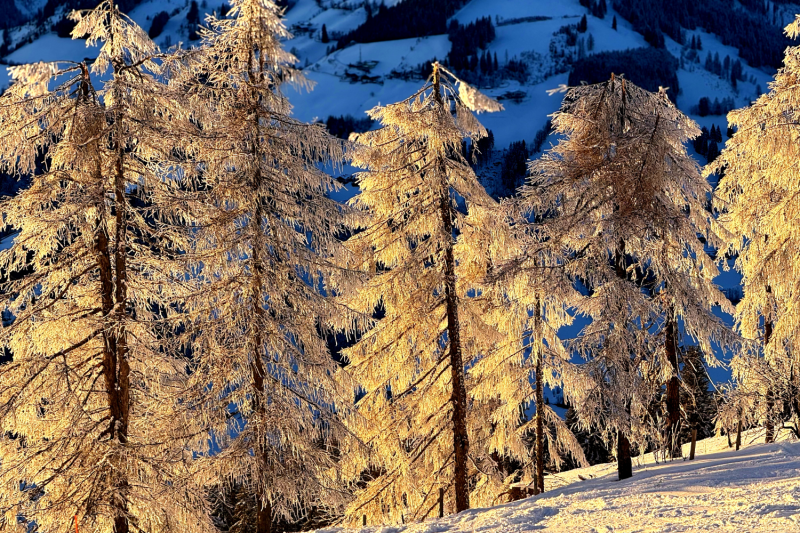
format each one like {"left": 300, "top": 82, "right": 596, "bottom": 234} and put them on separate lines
{"left": 612, "top": 15, "right": 617, "bottom": 30}
{"left": 680, "top": 347, "right": 717, "bottom": 443}
{"left": 187, "top": 0, "right": 199, "bottom": 23}
{"left": 706, "top": 139, "right": 720, "bottom": 163}
{"left": 566, "top": 407, "right": 612, "bottom": 466}
{"left": 321, "top": 22, "right": 329, "bottom": 43}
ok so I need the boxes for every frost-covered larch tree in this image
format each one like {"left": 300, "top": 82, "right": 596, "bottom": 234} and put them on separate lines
{"left": 463, "top": 201, "right": 588, "bottom": 497}
{"left": 525, "top": 76, "right": 734, "bottom": 474}
{"left": 710, "top": 16, "right": 800, "bottom": 442}
{"left": 0, "top": 3, "right": 213, "bottom": 533}
{"left": 339, "top": 63, "right": 502, "bottom": 523}
{"left": 176, "top": 2, "right": 354, "bottom": 532}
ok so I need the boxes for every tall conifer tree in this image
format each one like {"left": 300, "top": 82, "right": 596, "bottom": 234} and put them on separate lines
{"left": 465, "top": 202, "right": 589, "bottom": 497}
{"left": 0, "top": 3, "right": 212, "bottom": 533}
{"left": 339, "top": 63, "right": 502, "bottom": 523}
{"left": 711, "top": 16, "right": 800, "bottom": 441}
{"left": 177, "top": 1, "right": 354, "bottom": 532}
{"left": 524, "top": 76, "right": 734, "bottom": 473}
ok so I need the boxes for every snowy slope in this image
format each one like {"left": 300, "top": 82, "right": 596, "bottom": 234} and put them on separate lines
{"left": 286, "top": 0, "right": 650, "bottom": 150}
{"left": 316, "top": 430, "right": 800, "bottom": 533}
{"left": 0, "top": 0, "right": 773, "bottom": 155}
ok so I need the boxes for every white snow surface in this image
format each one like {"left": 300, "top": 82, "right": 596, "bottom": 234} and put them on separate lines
{"left": 316, "top": 431, "right": 800, "bottom": 533}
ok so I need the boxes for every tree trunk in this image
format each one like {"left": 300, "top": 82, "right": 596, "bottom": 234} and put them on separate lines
{"left": 113, "top": 151, "right": 131, "bottom": 444}
{"left": 249, "top": 192, "right": 277, "bottom": 533}
{"left": 433, "top": 63, "right": 470, "bottom": 513}
{"left": 735, "top": 418, "right": 742, "bottom": 451}
{"left": 764, "top": 315, "right": 775, "bottom": 443}
{"left": 664, "top": 317, "right": 682, "bottom": 458}
{"left": 765, "top": 389, "right": 775, "bottom": 444}
{"left": 617, "top": 429, "right": 632, "bottom": 480}
{"left": 442, "top": 194, "right": 470, "bottom": 513}
{"left": 689, "top": 428, "right": 697, "bottom": 460}
{"left": 533, "top": 299, "right": 545, "bottom": 495}
{"left": 534, "top": 356, "right": 545, "bottom": 493}
{"left": 94, "top": 197, "right": 128, "bottom": 533}
{"left": 100, "top": 116, "right": 131, "bottom": 533}
{"left": 257, "top": 499, "right": 272, "bottom": 533}
{"left": 614, "top": 241, "right": 633, "bottom": 481}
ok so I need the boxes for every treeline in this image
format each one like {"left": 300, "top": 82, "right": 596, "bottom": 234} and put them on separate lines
{"left": 42, "top": 0, "right": 142, "bottom": 21}
{"left": 0, "top": 0, "right": 25, "bottom": 29}
{"left": 568, "top": 47, "right": 679, "bottom": 102}
{"left": 613, "top": 0, "right": 791, "bottom": 68}
{"left": 336, "top": 0, "right": 470, "bottom": 48}
{"left": 692, "top": 96, "right": 736, "bottom": 117}
{"left": 446, "top": 17, "right": 496, "bottom": 73}
{"left": 579, "top": 0, "right": 608, "bottom": 19}
{"left": 324, "top": 114, "right": 374, "bottom": 139}
{"left": 692, "top": 124, "right": 724, "bottom": 163}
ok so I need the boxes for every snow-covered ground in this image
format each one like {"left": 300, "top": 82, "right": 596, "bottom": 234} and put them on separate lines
{"left": 317, "top": 430, "right": 800, "bottom": 533}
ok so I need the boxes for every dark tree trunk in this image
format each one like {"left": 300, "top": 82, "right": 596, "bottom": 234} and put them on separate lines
{"left": 665, "top": 317, "right": 682, "bottom": 458}
{"left": 534, "top": 356, "right": 545, "bottom": 493}
{"left": 735, "top": 418, "right": 742, "bottom": 451}
{"left": 534, "top": 299, "right": 545, "bottom": 494}
{"left": 689, "top": 428, "right": 697, "bottom": 460}
{"left": 95, "top": 115, "right": 131, "bottom": 533}
{"left": 617, "top": 429, "right": 632, "bottom": 480}
{"left": 95, "top": 171, "right": 128, "bottom": 533}
{"left": 442, "top": 196, "right": 470, "bottom": 513}
{"left": 764, "top": 313, "right": 775, "bottom": 444}
{"left": 257, "top": 499, "right": 272, "bottom": 533}
{"left": 614, "top": 241, "right": 633, "bottom": 480}
{"left": 113, "top": 148, "right": 131, "bottom": 533}
{"left": 113, "top": 151, "right": 131, "bottom": 443}
{"left": 433, "top": 63, "right": 470, "bottom": 513}
{"left": 250, "top": 193, "right": 276, "bottom": 533}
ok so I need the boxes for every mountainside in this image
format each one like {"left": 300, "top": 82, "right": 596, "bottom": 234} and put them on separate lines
{"left": 0, "top": 0, "right": 784, "bottom": 153}
{"left": 315, "top": 430, "right": 800, "bottom": 532}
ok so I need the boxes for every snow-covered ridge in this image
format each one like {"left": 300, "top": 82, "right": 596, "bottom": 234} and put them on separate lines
{"left": 316, "top": 430, "right": 800, "bottom": 532}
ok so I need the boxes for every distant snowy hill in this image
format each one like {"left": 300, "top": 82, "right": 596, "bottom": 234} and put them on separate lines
{"left": 0, "top": 0, "right": 780, "bottom": 155}
{"left": 315, "top": 429, "right": 800, "bottom": 532}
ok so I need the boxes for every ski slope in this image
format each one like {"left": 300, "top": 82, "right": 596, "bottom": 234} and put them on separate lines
{"left": 316, "top": 431, "right": 800, "bottom": 533}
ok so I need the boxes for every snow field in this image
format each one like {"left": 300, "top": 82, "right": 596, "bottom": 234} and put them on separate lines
{"left": 316, "top": 430, "right": 800, "bottom": 532}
